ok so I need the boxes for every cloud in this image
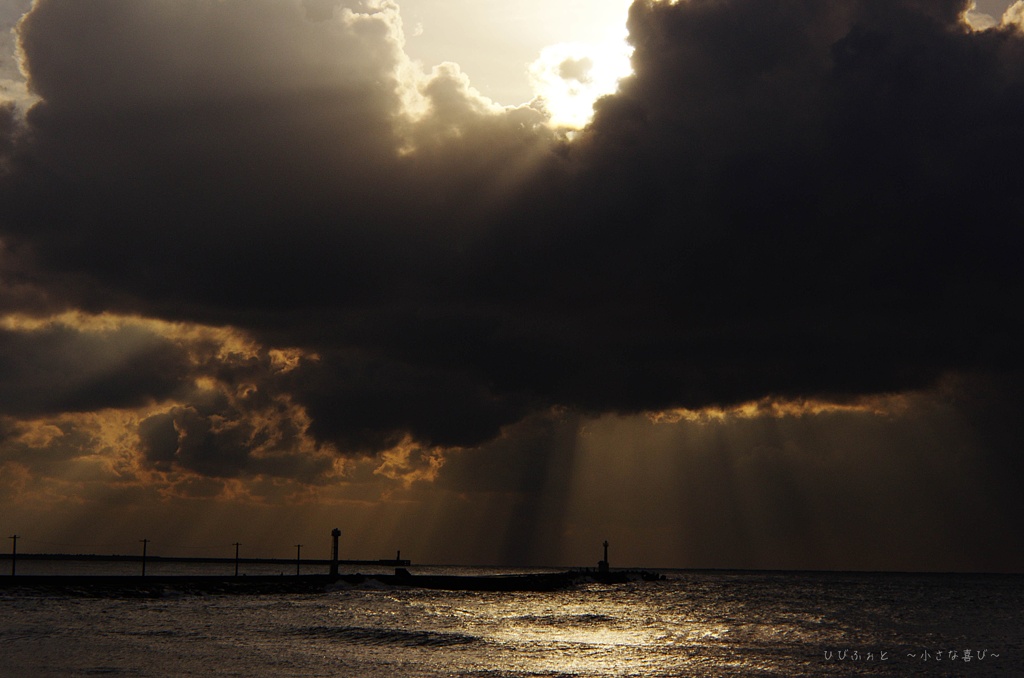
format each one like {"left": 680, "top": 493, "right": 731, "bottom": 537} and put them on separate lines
{"left": 0, "top": 320, "right": 189, "bottom": 417}
{"left": 0, "top": 0, "right": 1021, "bottom": 472}
{"left": 0, "top": 0, "right": 32, "bottom": 81}
{"left": 1004, "top": 0, "right": 1024, "bottom": 25}
{"left": 136, "top": 397, "right": 340, "bottom": 482}
{"left": 528, "top": 0, "right": 1024, "bottom": 405}
{"left": 558, "top": 56, "right": 594, "bottom": 83}
{"left": 0, "top": 312, "right": 343, "bottom": 489}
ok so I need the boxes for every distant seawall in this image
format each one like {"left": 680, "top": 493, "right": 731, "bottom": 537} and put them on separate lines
{"left": 0, "top": 553, "right": 411, "bottom": 567}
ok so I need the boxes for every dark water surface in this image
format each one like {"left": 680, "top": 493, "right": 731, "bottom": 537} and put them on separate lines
{"left": 1, "top": 568, "right": 1020, "bottom": 676}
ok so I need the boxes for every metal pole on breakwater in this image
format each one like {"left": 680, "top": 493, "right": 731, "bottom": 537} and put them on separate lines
{"left": 140, "top": 539, "right": 149, "bottom": 576}
{"left": 233, "top": 542, "right": 241, "bottom": 576}
{"left": 8, "top": 535, "right": 16, "bottom": 576}
{"left": 295, "top": 544, "right": 302, "bottom": 575}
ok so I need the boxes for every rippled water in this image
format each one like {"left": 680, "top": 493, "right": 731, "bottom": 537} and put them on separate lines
{"left": 2, "top": 569, "right": 1020, "bottom": 676}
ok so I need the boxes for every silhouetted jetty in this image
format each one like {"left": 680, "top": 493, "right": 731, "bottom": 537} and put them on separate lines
{"left": 0, "top": 534, "right": 662, "bottom": 596}
{"left": 0, "top": 574, "right": 341, "bottom": 597}
{"left": 0, "top": 553, "right": 411, "bottom": 567}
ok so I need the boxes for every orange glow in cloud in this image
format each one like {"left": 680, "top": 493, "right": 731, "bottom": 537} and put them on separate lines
{"left": 0, "top": 310, "right": 336, "bottom": 494}
{"left": 646, "top": 394, "right": 911, "bottom": 425}
{"left": 374, "top": 435, "right": 448, "bottom": 487}
{"left": 0, "top": 310, "right": 264, "bottom": 362}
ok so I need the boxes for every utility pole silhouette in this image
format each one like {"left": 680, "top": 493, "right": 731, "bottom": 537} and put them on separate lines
{"left": 233, "top": 542, "right": 242, "bottom": 577}
{"left": 295, "top": 544, "right": 302, "bottom": 575}
{"left": 140, "top": 539, "right": 150, "bottom": 576}
{"left": 8, "top": 535, "right": 17, "bottom": 576}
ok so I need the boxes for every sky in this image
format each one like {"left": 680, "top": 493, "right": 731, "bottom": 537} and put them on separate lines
{"left": 0, "top": 0, "right": 1022, "bottom": 573}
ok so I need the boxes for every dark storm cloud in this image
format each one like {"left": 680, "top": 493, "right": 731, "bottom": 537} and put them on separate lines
{"left": 287, "top": 346, "right": 533, "bottom": 453}
{"left": 0, "top": 103, "right": 16, "bottom": 159}
{"left": 1, "top": 0, "right": 1023, "bottom": 456}
{"left": 475, "top": 0, "right": 1024, "bottom": 410}
{"left": 5, "top": 0, "right": 408, "bottom": 310}
{"left": 3, "top": 0, "right": 550, "bottom": 318}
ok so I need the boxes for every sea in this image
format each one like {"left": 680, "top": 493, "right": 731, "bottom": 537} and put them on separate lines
{"left": 1, "top": 563, "right": 1021, "bottom": 677}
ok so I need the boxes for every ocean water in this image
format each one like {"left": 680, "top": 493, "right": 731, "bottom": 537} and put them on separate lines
{"left": 1, "top": 568, "right": 1020, "bottom": 676}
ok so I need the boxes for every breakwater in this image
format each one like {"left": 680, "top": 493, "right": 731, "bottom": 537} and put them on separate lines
{"left": 0, "top": 552, "right": 410, "bottom": 568}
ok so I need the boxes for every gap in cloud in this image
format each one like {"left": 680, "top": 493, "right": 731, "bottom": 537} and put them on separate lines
{"left": 964, "top": 0, "right": 1020, "bottom": 30}
{"left": 397, "top": 0, "right": 634, "bottom": 128}
{"left": 529, "top": 38, "right": 634, "bottom": 129}
{"left": 0, "top": 0, "right": 36, "bottom": 112}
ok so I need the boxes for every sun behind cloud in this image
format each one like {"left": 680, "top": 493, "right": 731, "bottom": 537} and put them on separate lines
{"left": 529, "top": 37, "right": 633, "bottom": 129}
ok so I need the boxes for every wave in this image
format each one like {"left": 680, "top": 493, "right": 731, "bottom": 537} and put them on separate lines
{"left": 296, "top": 624, "right": 480, "bottom": 647}
{"left": 511, "top": 613, "right": 615, "bottom": 627}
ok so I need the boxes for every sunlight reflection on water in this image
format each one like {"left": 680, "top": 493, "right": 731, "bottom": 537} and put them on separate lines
{"left": 2, "top": 570, "right": 1021, "bottom": 676}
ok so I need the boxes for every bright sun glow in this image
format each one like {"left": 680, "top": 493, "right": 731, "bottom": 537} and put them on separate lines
{"left": 528, "top": 20, "right": 630, "bottom": 130}
{"left": 529, "top": 39, "right": 633, "bottom": 129}
{"left": 397, "top": 0, "right": 636, "bottom": 127}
